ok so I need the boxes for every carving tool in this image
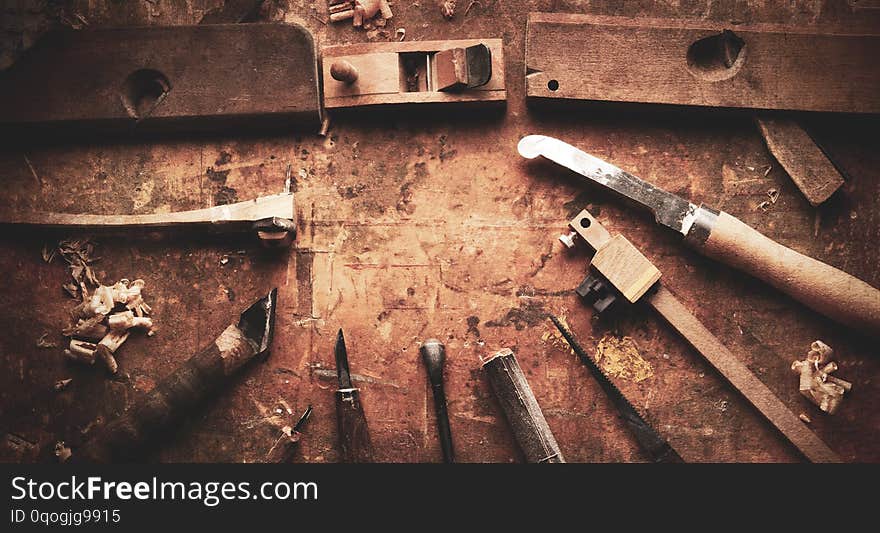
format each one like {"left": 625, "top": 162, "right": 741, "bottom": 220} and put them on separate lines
{"left": 558, "top": 208, "right": 841, "bottom": 463}
{"left": 420, "top": 339, "right": 455, "bottom": 463}
{"left": 519, "top": 134, "right": 880, "bottom": 337}
{"left": 334, "top": 329, "right": 375, "bottom": 463}
{"left": 548, "top": 315, "right": 684, "bottom": 463}
{"left": 266, "top": 404, "right": 313, "bottom": 463}
{"left": 481, "top": 348, "right": 566, "bottom": 463}
{"left": 73, "top": 288, "right": 278, "bottom": 462}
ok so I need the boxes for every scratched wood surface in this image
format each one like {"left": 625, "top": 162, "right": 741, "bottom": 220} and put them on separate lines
{"left": 1, "top": 1, "right": 878, "bottom": 463}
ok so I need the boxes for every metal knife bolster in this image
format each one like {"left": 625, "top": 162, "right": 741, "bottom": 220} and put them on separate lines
{"left": 681, "top": 204, "right": 719, "bottom": 246}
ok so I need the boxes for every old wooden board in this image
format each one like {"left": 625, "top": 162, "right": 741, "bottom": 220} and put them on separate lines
{"left": 0, "top": 23, "right": 322, "bottom": 137}
{"left": 0, "top": 1, "right": 879, "bottom": 464}
{"left": 322, "top": 39, "right": 506, "bottom": 109}
{"left": 525, "top": 13, "right": 880, "bottom": 113}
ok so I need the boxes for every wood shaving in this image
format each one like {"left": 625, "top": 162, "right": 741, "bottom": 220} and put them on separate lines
{"left": 441, "top": 0, "right": 456, "bottom": 18}
{"left": 757, "top": 188, "right": 780, "bottom": 212}
{"left": 55, "top": 239, "right": 100, "bottom": 298}
{"left": 791, "top": 339, "right": 851, "bottom": 414}
{"left": 62, "top": 278, "right": 155, "bottom": 375}
{"left": 595, "top": 334, "right": 654, "bottom": 383}
{"left": 36, "top": 333, "right": 57, "bottom": 348}
{"left": 54, "top": 378, "right": 72, "bottom": 391}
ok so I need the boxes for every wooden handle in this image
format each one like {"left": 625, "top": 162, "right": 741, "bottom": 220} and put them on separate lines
{"left": 335, "top": 391, "right": 375, "bottom": 463}
{"left": 698, "top": 211, "right": 880, "bottom": 336}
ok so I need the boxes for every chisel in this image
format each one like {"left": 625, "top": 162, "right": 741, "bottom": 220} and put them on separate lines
{"left": 519, "top": 135, "right": 880, "bottom": 337}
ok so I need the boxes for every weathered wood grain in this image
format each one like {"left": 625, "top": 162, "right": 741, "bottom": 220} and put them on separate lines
{"left": 755, "top": 117, "right": 845, "bottom": 206}
{"left": 526, "top": 13, "right": 880, "bottom": 113}
{"left": 0, "top": 24, "right": 322, "bottom": 136}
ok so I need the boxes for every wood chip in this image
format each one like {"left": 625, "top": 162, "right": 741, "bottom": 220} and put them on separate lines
{"left": 36, "top": 333, "right": 58, "bottom": 348}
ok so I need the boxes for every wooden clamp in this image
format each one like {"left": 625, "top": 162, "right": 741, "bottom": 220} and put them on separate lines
{"left": 322, "top": 39, "right": 505, "bottom": 110}
{"left": 0, "top": 192, "right": 296, "bottom": 248}
{"left": 563, "top": 208, "right": 841, "bottom": 463}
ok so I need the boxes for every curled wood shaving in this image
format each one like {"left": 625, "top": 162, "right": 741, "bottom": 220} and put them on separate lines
{"left": 757, "top": 188, "right": 780, "bottom": 212}
{"left": 36, "top": 333, "right": 58, "bottom": 348}
{"left": 54, "top": 378, "right": 72, "bottom": 391}
{"left": 441, "top": 0, "right": 456, "bottom": 18}
{"left": 791, "top": 339, "right": 851, "bottom": 415}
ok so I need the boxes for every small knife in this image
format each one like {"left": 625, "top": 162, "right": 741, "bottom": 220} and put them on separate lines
{"left": 519, "top": 135, "right": 880, "bottom": 337}
{"left": 549, "top": 315, "right": 684, "bottom": 463}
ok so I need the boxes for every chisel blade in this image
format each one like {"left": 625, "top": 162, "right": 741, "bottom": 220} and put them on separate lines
{"left": 518, "top": 135, "right": 699, "bottom": 236}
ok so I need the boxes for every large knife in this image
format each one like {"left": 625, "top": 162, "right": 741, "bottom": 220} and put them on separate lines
{"left": 519, "top": 135, "right": 880, "bottom": 337}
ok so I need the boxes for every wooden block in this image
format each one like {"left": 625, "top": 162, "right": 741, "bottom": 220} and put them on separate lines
{"left": 0, "top": 24, "right": 323, "bottom": 136}
{"left": 755, "top": 116, "right": 845, "bottom": 206}
{"left": 526, "top": 13, "right": 880, "bottom": 113}
{"left": 322, "top": 39, "right": 506, "bottom": 109}
{"left": 591, "top": 235, "right": 661, "bottom": 303}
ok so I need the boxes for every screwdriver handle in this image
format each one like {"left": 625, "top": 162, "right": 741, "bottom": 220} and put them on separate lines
{"left": 335, "top": 389, "right": 375, "bottom": 463}
{"left": 421, "top": 339, "right": 455, "bottom": 463}
{"left": 690, "top": 209, "right": 880, "bottom": 337}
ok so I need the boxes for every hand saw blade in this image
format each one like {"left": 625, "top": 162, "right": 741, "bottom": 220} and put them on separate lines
{"left": 549, "top": 314, "right": 684, "bottom": 463}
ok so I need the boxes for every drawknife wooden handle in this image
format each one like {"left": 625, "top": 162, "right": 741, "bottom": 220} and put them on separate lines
{"left": 692, "top": 211, "right": 880, "bottom": 337}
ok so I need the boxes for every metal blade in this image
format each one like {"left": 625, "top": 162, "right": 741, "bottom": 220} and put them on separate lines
{"left": 293, "top": 404, "right": 313, "bottom": 433}
{"left": 518, "top": 135, "right": 699, "bottom": 236}
{"left": 236, "top": 287, "right": 277, "bottom": 356}
{"left": 335, "top": 329, "right": 353, "bottom": 390}
{"left": 549, "top": 314, "right": 683, "bottom": 463}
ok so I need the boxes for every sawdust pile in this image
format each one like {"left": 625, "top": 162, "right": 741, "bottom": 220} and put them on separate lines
{"left": 595, "top": 334, "right": 654, "bottom": 383}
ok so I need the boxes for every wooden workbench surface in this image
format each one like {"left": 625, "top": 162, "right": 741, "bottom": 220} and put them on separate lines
{"left": 1, "top": 1, "right": 878, "bottom": 463}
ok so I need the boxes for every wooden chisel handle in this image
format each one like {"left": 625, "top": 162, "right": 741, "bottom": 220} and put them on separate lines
{"left": 688, "top": 209, "right": 880, "bottom": 337}
{"left": 335, "top": 389, "right": 375, "bottom": 463}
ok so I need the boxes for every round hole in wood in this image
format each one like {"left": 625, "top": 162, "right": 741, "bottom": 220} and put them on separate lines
{"left": 579, "top": 217, "right": 591, "bottom": 228}
{"left": 548, "top": 79, "right": 559, "bottom": 91}
{"left": 686, "top": 30, "right": 746, "bottom": 82}
{"left": 121, "top": 69, "right": 172, "bottom": 119}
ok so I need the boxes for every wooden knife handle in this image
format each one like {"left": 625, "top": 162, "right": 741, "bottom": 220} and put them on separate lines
{"left": 335, "top": 390, "right": 375, "bottom": 463}
{"left": 694, "top": 210, "right": 880, "bottom": 337}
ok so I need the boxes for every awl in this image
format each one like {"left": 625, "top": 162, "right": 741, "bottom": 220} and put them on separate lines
{"left": 519, "top": 135, "right": 880, "bottom": 337}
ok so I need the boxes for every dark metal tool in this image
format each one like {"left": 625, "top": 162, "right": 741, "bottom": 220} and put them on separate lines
{"left": 267, "top": 404, "right": 313, "bottom": 463}
{"left": 73, "top": 288, "right": 277, "bottom": 462}
{"left": 420, "top": 339, "right": 455, "bottom": 463}
{"left": 334, "top": 329, "right": 375, "bottom": 463}
{"left": 560, "top": 208, "right": 841, "bottom": 463}
{"left": 549, "top": 315, "right": 683, "bottom": 463}
{"left": 519, "top": 135, "right": 880, "bottom": 337}
{"left": 481, "top": 348, "right": 566, "bottom": 463}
